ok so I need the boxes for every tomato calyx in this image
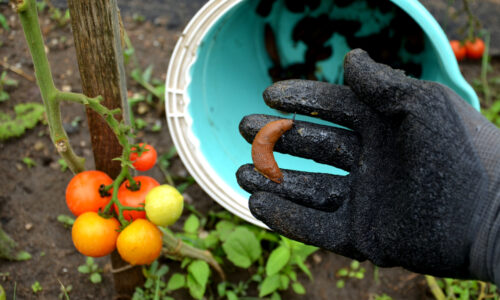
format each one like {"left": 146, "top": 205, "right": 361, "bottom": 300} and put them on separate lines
{"left": 99, "top": 184, "right": 112, "bottom": 197}
{"left": 131, "top": 143, "right": 150, "bottom": 157}
{"left": 125, "top": 180, "right": 142, "bottom": 192}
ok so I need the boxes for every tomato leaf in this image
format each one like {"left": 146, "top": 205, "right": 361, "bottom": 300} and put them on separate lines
{"left": 226, "top": 291, "right": 239, "bottom": 300}
{"left": 188, "top": 260, "right": 210, "bottom": 287}
{"left": 90, "top": 273, "right": 102, "bottom": 284}
{"left": 266, "top": 246, "right": 291, "bottom": 276}
{"left": 279, "top": 274, "right": 290, "bottom": 290}
{"left": 292, "top": 282, "right": 306, "bottom": 294}
{"left": 215, "top": 220, "right": 235, "bottom": 242}
{"left": 259, "top": 274, "right": 281, "bottom": 297}
{"left": 166, "top": 273, "right": 186, "bottom": 291}
{"left": 183, "top": 214, "right": 200, "bottom": 234}
{"left": 222, "top": 227, "right": 261, "bottom": 268}
{"left": 77, "top": 265, "right": 90, "bottom": 274}
{"left": 186, "top": 273, "right": 204, "bottom": 299}
{"left": 271, "top": 292, "right": 282, "bottom": 300}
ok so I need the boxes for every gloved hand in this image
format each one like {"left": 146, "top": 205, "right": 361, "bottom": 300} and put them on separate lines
{"left": 236, "top": 49, "right": 500, "bottom": 282}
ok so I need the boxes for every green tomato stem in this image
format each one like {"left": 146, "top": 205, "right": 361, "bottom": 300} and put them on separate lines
{"left": 17, "top": 0, "right": 85, "bottom": 173}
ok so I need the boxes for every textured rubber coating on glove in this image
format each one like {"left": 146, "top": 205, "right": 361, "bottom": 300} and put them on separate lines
{"left": 251, "top": 119, "right": 293, "bottom": 183}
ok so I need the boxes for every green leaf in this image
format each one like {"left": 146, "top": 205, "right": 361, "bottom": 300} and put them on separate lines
{"left": 266, "top": 246, "right": 291, "bottom": 276}
{"left": 336, "top": 280, "right": 345, "bottom": 288}
{"left": 184, "top": 214, "right": 200, "bottom": 234}
{"left": 222, "top": 227, "right": 262, "bottom": 268}
{"left": 350, "top": 260, "right": 360, "bottom": 270}
{"left": 216, "top": 220, "right": 236, "bottom": 241}
{"left": 22, "top": 157, "right": 36, "bottom": 168}
{"left": 203, "top": 231, "right": 219, "bottom": 249}
{"left": 57, "top": 214, "right": 75, "bottom": 227}
{"left": 181, "top": 257, "right": 192, "bottom": 269}
{"left": 57, "top": 159, "right": 69, "bottom": 172}
{"left": 78, "top": 265, "right": 90, "bottom": 274}
{"left": 279, "top": 274, "right": 290, "bottom": 290}
{"left": 166, "top": 273, "right": 185, "bottom": 291}
{"left": 226, "top": 291, "right": 239, "bottom": 300}
{"left": 15, "top": 251, "right": 31, "bottom": 261}
{"left": 90, "top": 273, "right": 102, "bottom": 284}
{"left": 289, "top": 240, "right": 318, "bottom": 261}
{"left": 0, "top": 103, "right": 45, "bottom": 141}
{"left": 188, "top": 260, "right": 210, "bottom": 287}
{"left": 0, "top": 13, "right": 8, "bottom": 31}
{"left": 186, "top": 273, "right": 205, "bottom": 300}
{"left": 142, "top": 65, "right": 154, "bottom": 83}
{"left": 292, "top": 282, "right": 306, "bottom": 294}
{"left": 293, "top": 255, "right": 312, "bottom": 280}
{"left": 337, "top": 268, "right": 348, "bottom": 277}
{"left": 259, "top": 274, "right": 281, "bottom": 298}
{"left": 270, "top": 292, "right": 281, "bottom": 300}
{"left": 217, "top": 282, "right": 226, "bottom": 297}
{"left": 0, "top": 91, "right": 9, "bottom": 102}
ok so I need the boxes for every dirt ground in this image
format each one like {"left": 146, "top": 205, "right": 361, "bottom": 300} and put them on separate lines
{"left": 0, "top": 3, "right": 498, "bottom": 300}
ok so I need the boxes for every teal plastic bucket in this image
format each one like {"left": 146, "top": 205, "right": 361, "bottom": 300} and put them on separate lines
{"left": 165, "top": 0, "right": 479, "bottom": 227}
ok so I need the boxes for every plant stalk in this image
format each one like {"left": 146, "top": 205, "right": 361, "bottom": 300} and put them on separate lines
{"left": 17, "top": 0, "right": 85, "bottom": 173}
{"left": 161, "top": 227, "right": 226, "bottom": 281}
{"left": 425, "top": 275, "right": 446, "bottom": 300}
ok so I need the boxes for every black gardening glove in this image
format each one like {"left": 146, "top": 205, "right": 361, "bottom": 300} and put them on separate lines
{"left": 236, "top": 49, "right": 500, "bottom": 282}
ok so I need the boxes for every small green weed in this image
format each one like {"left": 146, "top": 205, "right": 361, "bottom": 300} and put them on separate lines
{"left": 0, "top": 102, "right": 45, "bottom": 141}
{"left": 57, "top": 214, "right": 75, "bottom": 228}
{"left": 335, "top": 260, "right": 366, "bottom": 288}
{"left": 372, "top": 293, "right": 393, "bottom": 300}
{"left": 78, "top": 257, "right": 102, "bottom": 284}
{"left": 0, "top": 71, "right": 19, "bottom": 102}
{"left": 31, "top": 281, "right": 42, "bottom": 294}
{"left": 58, "top": 280, "right": 72, "bottom": 300}
{"left": 22, "top": 157, "right": 36, "bottom": 168}
{"left": 0, "top": 13, "right": 9, "bottom": 31}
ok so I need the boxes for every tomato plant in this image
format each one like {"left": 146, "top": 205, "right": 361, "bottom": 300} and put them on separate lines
{"left": 130, "top": 143, "right": 157, "bottom": 171}
{"left": 465, "top": 38, "right": 485, "bottom": 60}
{"left": 71, "top": 212, "right": 120, "bottom": 257}
{"left": 450, "top": 40, "right": 466, "bottom": 61}
{"left": 66, "top": 170, "right": 113, "bottom": 216}
{"left": 145, "top": 184, "right": 184, "bottom": 226}
{"left": 116, "top": 176, "right": 159, "bottom": 221}
{"left": 116, "top": 219, "right": 163, "bottom": 265}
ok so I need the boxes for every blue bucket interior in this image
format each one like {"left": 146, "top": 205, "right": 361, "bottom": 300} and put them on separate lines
{"left": 187, "top": 0, "right": 478, "bottom": 199}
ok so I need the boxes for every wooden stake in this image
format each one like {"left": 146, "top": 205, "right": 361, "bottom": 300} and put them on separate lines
{"left": 66, "top": 0, "right": 143, "bottom": 297}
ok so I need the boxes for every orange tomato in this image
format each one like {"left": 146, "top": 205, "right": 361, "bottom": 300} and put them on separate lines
{"left": 115, "top": 176, "right": 160, "bottom": 221}
{"left": 72, "top": 212, "right": 120, "bottom": 257}
{"left": 450, "top": 40, "right": 466, "bottom": 61}
{"left": 66, "top": 170, "right": 113, "bottom": 216}
{"left": 116, "top": 219, "right": 163, "bottom": 265}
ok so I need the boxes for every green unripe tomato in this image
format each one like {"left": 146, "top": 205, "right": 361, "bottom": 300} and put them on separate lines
{"left": 145, "top": 185, "right": 184, "bottom": 226}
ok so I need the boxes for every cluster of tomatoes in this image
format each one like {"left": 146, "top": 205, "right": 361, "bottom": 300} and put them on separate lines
{"left": 65, "top": 143, "right": 184, "bottom": 265}
{"left": 450, "top": 38, "right": 485, "bottom": 61}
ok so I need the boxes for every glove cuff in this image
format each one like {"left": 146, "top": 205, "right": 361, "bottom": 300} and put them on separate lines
{"left": 468, "top": 121, "right": 500, "bottom": 284}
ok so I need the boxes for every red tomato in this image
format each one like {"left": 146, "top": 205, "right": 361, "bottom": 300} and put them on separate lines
{"left": 130, "top": 143, "right": 157, "bottom": 171}
{"left": 115, "top": 176, "right": 160, "bottom": 221}
{"left": 66, "top": 170, "right": 113, "bottom": 216}
{"left": 450, "top": 40, "right": 466, "bottom": 61}
{"left": 465, "top": 38, "right": 485, "bottom": 60}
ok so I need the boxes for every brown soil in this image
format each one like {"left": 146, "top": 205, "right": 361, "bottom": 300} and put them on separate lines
{"left": 0, "top": 4, "right": 496, "bottom": 300}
